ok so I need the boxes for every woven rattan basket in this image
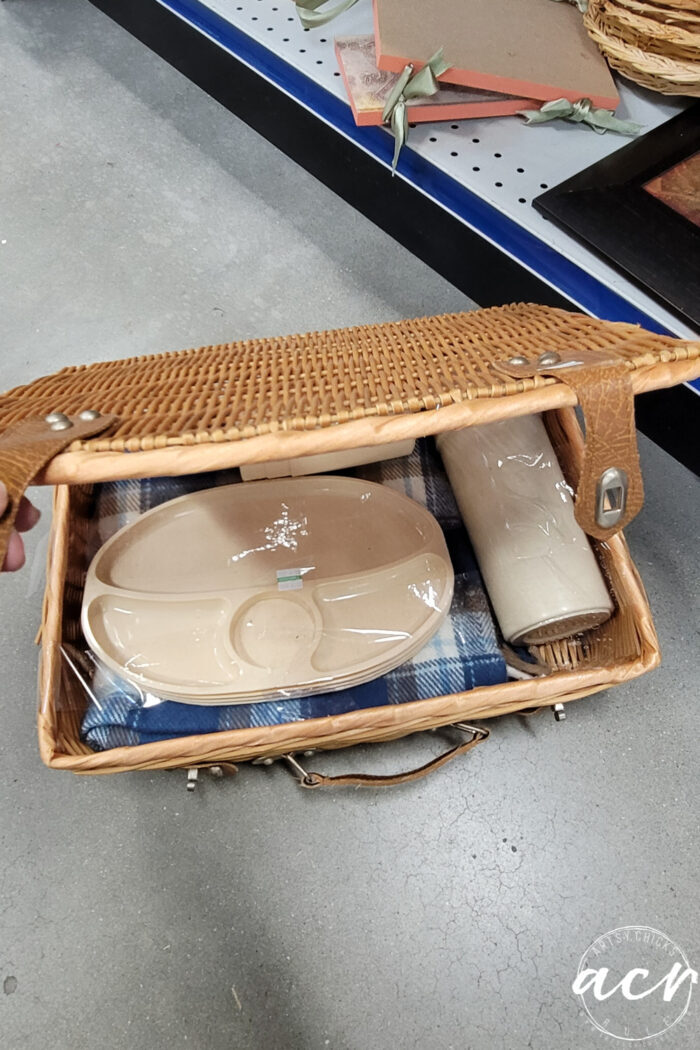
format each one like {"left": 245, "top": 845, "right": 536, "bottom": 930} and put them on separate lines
{"left": 600, "top": 3, "right": 700, "bottom": 60}
{"left": 585, "top": 0, "right": 700, "bottom": 94}
{"left": 613, "top": 0, "right": 700, "bottom": 27}
{"left": 1, "top": 303, "right": 698, "bottom": 777}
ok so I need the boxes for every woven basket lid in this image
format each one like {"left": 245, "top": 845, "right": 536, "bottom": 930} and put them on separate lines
{"left": 0, "top": 304, "right": 698, "bottom": 484}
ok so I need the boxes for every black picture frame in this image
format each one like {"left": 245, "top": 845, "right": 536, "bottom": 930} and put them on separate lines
{"left": 534, "top": 103, "right": 700, "bottom": 332}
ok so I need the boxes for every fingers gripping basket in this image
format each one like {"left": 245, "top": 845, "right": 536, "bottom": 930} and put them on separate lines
{"left": 1, "top": 304, "right": 698, "bottom": 780}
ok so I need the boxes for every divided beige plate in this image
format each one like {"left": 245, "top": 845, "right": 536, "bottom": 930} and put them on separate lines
{"left": 81, "top": 477, "right": 454, "bottom": 704}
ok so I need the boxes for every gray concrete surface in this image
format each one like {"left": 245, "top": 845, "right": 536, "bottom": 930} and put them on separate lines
{"left": 1, "top": 2, "right": 698, "bottom": 1048}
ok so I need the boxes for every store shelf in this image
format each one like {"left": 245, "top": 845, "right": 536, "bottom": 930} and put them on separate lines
{"left": 88, "top": 0, "right": 699, "bottom": 470}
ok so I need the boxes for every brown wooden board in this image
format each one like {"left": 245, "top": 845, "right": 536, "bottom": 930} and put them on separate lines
{"left": 373, "top": 0, "right": 619, "bottom": 107}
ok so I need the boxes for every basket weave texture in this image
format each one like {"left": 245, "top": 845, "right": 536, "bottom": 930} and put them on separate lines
{"left": 585, "top": 0, "right": 700, "bottom": 94}
{"left": 613, "top": 0, "right": 700, "bottom": 26}
{"left": 1, "top": 304, "right": 698, "bottom": 457}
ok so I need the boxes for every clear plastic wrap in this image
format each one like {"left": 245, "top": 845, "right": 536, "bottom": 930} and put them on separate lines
{"left": 52, "top": 421, "right": 627, "bottom": 754}
{"left": 436, "top": 415, "right": 614, "bottom": 645}
{"left": 80, "top": 475, "right": 455, "bottom": 704}
{"left": 50, "top": 440, "right": 521, "bottom": 751}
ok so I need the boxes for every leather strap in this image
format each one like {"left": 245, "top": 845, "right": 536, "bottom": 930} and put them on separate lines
{"left": 0, "top": 414, "right": 116, "bottom": 567}
{"left": 298, "top": 724, "right": 489, "bottom": 788}
{"left": 496, "top": 348, "right": 643, "bottom": 540}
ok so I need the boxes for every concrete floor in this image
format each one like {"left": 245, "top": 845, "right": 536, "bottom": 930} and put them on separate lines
{"left": 1, "top": 2, "right": 698, "bottom": 1048}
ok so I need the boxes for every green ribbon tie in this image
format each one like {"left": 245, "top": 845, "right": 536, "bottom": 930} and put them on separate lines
{"left": 519, "top": 98, "right": 642, "bottom": 136}
{"left": 382, "top": 49, "right": 451, "bottom": 172}
{"left": 295, "top": 0, "right": 360, "bottom": 29}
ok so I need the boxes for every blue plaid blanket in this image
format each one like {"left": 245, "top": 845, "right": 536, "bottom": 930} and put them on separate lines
{"left": 80, "top": 439, "right": 506, "bottom": 750}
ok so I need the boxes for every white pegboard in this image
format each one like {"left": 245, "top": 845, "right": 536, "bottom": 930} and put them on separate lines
{"left": 164, "top": 0, "right": 695, "bottom": 341}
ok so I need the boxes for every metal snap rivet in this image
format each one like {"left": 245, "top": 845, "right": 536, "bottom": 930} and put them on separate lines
{"left": 45, "top": 411, "right": 69, "bottom": 425}
{"left": 79, "top": 409, "right": 101, "bottom": 421}
{"left": 507, "top": 355, "right": 529, "bottom": 366}
{"left": 595, "top": 466, "right": 628, "bottom": 529}
{"left": 49, "top": 419, "right": 74, "bottom": 432}
{"left": 553, "top": 703, "right": 566, "bottom": 722}
{"left": 538, "top": 351, "right": 561, "bottom": 367}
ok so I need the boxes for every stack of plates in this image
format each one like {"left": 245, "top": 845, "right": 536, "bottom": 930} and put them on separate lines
{"left": 585, "top": 0, "right": 700, "bottom": 95}
{"left": 81, "top": 477, "right": 454, "bottom": 705}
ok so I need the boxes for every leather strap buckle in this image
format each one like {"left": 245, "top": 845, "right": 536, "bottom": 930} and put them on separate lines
{"left": 495, "top": 347, "right": 644, "bottom": 540}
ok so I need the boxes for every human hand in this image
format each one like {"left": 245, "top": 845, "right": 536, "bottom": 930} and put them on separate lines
{"left": 0, "top": 481, "right": 41, "bottom": 572}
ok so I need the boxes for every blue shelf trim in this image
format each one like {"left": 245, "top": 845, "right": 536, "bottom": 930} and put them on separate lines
{"left": 160, "top": 0, "right": 698, "bottom": 360}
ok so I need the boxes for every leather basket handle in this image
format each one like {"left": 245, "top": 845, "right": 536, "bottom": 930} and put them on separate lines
{"left": 0, "top": 413, "right": 116, "bottom": 567}
{"left": 275, "top": 723, "right": 489, "bottom": 789}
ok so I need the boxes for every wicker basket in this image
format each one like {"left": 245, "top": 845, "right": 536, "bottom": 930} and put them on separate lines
{"left": 600, "top": 3, "right": 700, "bottom": 60}
{"left": 585, "top": 0, "right": 700, "bottom": 95}
{"left": 613, "top": 0, "right": 700, "bottom": 28}
{"left": 0, "top": 303, "right": 697, "bottom": 775}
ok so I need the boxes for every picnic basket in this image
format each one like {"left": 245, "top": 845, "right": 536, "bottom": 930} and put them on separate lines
{"left": 1, "top": 303, "right": 698, "bottom": 783}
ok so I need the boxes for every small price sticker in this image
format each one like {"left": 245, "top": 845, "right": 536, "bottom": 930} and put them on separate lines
{"left": 276, "top": 568, "right": 304, "bottom": 591}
